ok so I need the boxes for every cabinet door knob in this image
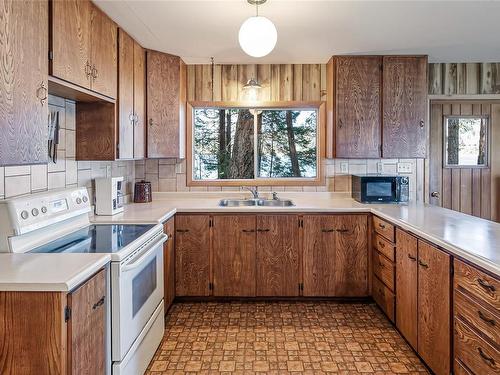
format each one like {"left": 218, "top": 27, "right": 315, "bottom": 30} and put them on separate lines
{"left": 85, "top": 61, "right": 92, "bottom": 78}
{"left": 338, "top": 119, "right": 343, "bottom": 129}
{"left": 418, "top": 259, "right": 429, "bottom": 269}
{"left": 431, "top": 191, "right": 440, "bottom": 199}
{"left": 420, "top": 119, "right": 425, "bottom": 128}
{"left": 408, "top": 254, "right": 417, "bottom": 261}
{"left": 92, "top": 65, "right": 98, "bottom": 79}
{"left": 129, "top": 111, "right": 134, "bottom": 123}
{"left": 149, "top": 118, "right": 154, "bottom": 127}
{"left": 92, "top": 296, "right": 105, "bottom": 310}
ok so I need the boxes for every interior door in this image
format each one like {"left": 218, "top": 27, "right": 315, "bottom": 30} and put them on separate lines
{"left": 429, "top": 100, "right": 500, "bottom": 221}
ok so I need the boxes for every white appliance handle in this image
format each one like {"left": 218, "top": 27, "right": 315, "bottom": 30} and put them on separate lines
{"left": 122, "top": 234, "right": 167, "bottom": 272}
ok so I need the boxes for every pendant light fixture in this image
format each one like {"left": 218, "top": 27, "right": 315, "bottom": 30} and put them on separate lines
{"left": 239, "top": 0, "right": 277, "bottom": 58}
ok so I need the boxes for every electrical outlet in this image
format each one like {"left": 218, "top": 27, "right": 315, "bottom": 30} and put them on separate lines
{"left": 377, "top": 162, "right": 383, "bottom": 174}
{"left": 397, "top": 162, "right": 412, "bottom": 174}
{"left": 340, "top": 162, "right": 349, "bottom": 174}
{"left": 106, "top": 165, "right": 112, "bottom": 177}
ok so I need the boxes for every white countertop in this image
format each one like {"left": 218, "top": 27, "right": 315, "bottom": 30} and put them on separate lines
{"left": 92, "top": 192, "right": 500, "bottom": 276}
{"left": 0, "top": 253, "right": 110, "bottom": 292}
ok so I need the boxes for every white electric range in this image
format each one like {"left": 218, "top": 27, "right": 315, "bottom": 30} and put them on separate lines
{"left": 0, "top": 187, "right": 167, "bottom": 375}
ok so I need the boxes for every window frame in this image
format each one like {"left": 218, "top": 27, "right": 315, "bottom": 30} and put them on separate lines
{"left": 442, "top": 115, "right": 490, "bottom": 169}
{"left": 186, "top": 101, "right": 326, "bottom": 186}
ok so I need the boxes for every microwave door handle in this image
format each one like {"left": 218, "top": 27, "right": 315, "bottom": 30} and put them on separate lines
{"left": 121, "top": 234, "right": 167, "bottom": 272}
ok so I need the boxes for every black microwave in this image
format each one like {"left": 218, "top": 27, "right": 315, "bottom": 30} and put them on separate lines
{"left": 351, "top": 175, "right": 409, "bottom": 203}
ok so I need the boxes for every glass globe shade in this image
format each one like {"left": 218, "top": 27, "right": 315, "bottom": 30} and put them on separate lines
{"left": 238, "top": 16, "right": 277, "bottom": 58}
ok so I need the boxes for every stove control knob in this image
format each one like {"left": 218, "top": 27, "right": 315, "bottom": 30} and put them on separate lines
{"left": 20, "top": 210, "right": 29, "bottom": 220}
{"left": 31, "top": 208, "right": 39, "bottom": 217}
{"left": 76, "top": 197, "right": 82, "bottom": 204}
{"left": 82, "top": 196, "right": 88, "bottom": 203}
{"left": 41, "top": 206, "right": 47, "bottom": 214}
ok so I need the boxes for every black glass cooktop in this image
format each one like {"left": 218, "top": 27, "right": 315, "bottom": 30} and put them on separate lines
{"left": 29, "top": 224, "right": 155, "bottom": 254}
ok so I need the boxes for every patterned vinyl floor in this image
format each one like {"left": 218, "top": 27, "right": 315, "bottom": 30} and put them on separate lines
{"left": 146, "top": 302, "right": 429, "bottom": 374}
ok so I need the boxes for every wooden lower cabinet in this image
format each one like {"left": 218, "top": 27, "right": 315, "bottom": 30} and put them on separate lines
{"left": 417, "top": 241, "right": 451, "bottom": 375}
{"left": 303, "top": 214, "right": 368, "bottom": 297}
{"left": 175, "top": 215, "right": 211, "bottom": 296}
{"left": 213, "top": 215, "right": 256, "bottom": 296}
{"left": 0, "top": 269, "right": 107, "bottom": 375}
{"left": 163, "top": 217, "right": 175, "bottom": 311}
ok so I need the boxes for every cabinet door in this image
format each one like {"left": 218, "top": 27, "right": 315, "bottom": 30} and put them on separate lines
{"left": 335, "top": 57, "right": 381, "bottom": 158}
{"left": 118, "top": 29, "right": 134, "bottom": 159}
{"left": 213, "top": 215, "right": 256, "bottom": 296}
{"left": 417, "top": 240, "right": 451, "bottom": 375}
{"left": 175, "top": 215, "right": 211, "bottom": 296}
{"left": 382, "top": 56, "right": 427, "bottom": 158}
{"left": 303, "top": 215, "right": 337, "bottom": 296}
{"left": 163, "top": 217, "right": 175, "bottom": 312}
{"left": 67, "top": 269, "right": 107, "bottom": 375}
{"left": 147, "top": 51, "right": 186, "bottom": 158}
{"left": 333, "top": 215, "right": 368, "bottom": 296}
{"left": 51, "top": 0, "right": 91, "bottom": 89}
{"left": 0, "top": 0, "right": 48, "bottom": 166}
{"left": 256, "top": 215, "right": 300, "bottom": 297}
{"left": 89, "top": 2, "right": 117, "bottom": 98}
{"left": 133, "top": 41, "right": 146, "bottom": 159}
{"left": 395, "top": 228, "right": 418, "bottom": 349}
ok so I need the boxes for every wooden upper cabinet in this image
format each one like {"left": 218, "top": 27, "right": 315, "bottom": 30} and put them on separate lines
{"left": 395, "top": 229, "right": 418, "bottom": 349}
{"left": 147, "top": 50, "right": 187, "bottom": 158}
{"left": 417, "top": 240, "right": 451, "bottom": 375}
{"left": 0, "top": 0, "right": 48, "bottom": 166}
{"left": 89, "top": 2, "right": 117, "bottom": 99}
{"left": 175, "top": 215, "right": 210, "bottom": 296}
{"left": 256, "top": 215, "right": 300, "bottom": 297}
{"left": 213, "top": 215, "right": 256, "bottom": 297}
{"left": 382, "top": 56, "right": 428, "bottom": 158}
{"left": 328, "top": 56, "right": 382, "bottom": 158}
{"left": 133, "top": 41, "right": 146, "bottom": 159}
{"left": 50, "top": 0, "right": 117, "bottom": 99}
{"left": 51, "top": 0, "right": 91, "bottom": 89}
{"left": 118, "top": 29, "right": 135, "bottom": 159}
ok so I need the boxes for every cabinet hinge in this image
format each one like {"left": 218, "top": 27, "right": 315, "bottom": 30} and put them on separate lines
{"left": 300, "top": 283, "right": 304, "bottom": 291}
{"left": 298, "top": 219, "right": 303, "bottom": 228}
{"left": 64, "top": 306, "right": 71, "bottom": 322}
{"left": 209, "top": 282, "right": 213, "bottom": 290}
{"left": 48, "top": 51, "right": 54, "bottom": 60}
{"left": 379, "top": 144, "right": 383, "bottom": 153}
{"left": 209, "top": 218, "right": 213, "bottom": 227}
{"left": 379, "top": 64, "right": 383, "bottom": 71}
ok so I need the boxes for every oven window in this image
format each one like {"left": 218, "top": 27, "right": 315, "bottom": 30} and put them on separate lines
{"left": 366, "top": 182, "right": 393, "bottom": 197}
{"left": 132, "top": 257, "right": 157, "bottom": 317}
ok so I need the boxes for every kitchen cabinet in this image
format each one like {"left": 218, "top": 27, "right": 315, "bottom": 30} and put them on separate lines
{"left": 303, "top": 215, "right": 368, "bottom": 297}
{"left": 51, "top": 0, "right": 117, "bottom": 99}
{"left": 382, "top": 56, "right": 427, "bottom": 158}
{"left": 0, "top": 0, "right": 48, "bottom": 166}
{"left": 118, "top": 29, "right": 145, "bottom": 159}
{"left": 175, "top": 215, "right": 211, "bottom": 296}
{"left": 0, "top": 269, "right": 107, "bottom": 375}
{"left": 256, "top": 215, "right": 300, "bottom": 297}
{"left": 327, "top": 56, "right": 382, "bottom": 158}
{"left": 163, "top": 217, "right": 175, "bottom": 311}
{"left": 212, "top": 215, "right": 256, "bottom": 296}
{"left": 326, "top": 55, "right": 427, "bottom": 158}
{"left": 147, "top": 50, "right": 187, "bottom": 158}
{"left": 417, "top": 241, "right": 450, "bottom": 375}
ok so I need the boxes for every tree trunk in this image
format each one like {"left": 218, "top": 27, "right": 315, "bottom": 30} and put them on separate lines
{"left": 478, "top": 118, "right": 486, "bottom": 165}
{"left": 218, "top": 109, "right": 226, "bottom": 178}
{"left": 228, "top": 109, "right": 254, "bottom": 179}
{"left": 447, "top": 118, "right": 459, "bottom": 165}
{"left": 257, "top": 112, "right": 263, "bottom": 176}
{"left": 286, "top": 110, "right": 301, "bottom": 177}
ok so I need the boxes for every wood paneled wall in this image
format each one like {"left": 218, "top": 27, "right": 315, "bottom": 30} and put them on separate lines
{"left": 429, "top": 63, "right": 500, "bottom": 95}
{"left": 186, "top": 64, "right": 327, "bottom": 102}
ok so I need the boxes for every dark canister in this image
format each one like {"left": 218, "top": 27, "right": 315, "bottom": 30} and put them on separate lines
{"left": 134, "top": 180, "right": 152, "bottom": 203}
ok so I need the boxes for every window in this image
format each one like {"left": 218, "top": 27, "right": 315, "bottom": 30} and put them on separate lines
{"left": 188, "top": 102, "right": 324, "bottom": 185}
{"left": 444, "top": 116, "right": 489, "bottom": 167}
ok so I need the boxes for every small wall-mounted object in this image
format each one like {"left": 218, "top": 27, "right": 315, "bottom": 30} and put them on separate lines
{"left": 397, "top": 162, "right": 413, "bottom": 174}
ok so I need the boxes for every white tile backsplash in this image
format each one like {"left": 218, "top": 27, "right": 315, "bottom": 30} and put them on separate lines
{"left": 48, "top": 172, "right": 66, "bottom": 190}
{"left": 5, "top": 166, "right": 31, "bottom": 176}
{"left": 0, "top": 167, "right": 4, "bottom": 197}
{"left": 31, "top": 165, "right": 48, "bottom": 192}
{"left": 5, "top": 175, "right": 31, "bottom": 198}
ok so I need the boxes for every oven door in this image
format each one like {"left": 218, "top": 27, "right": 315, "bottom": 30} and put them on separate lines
{"left": 361, "top": 177, "right": 397, "bottom": 203}
{"left": 111, "top": 233, "right": 166, "bottom": 361}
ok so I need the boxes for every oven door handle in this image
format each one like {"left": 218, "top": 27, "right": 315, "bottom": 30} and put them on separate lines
{"left": 121, "top": 234, "right": 167, "bottom": 272}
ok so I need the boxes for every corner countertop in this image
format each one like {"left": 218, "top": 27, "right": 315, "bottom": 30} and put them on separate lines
{"left": 91, "top": 192, "right": 500, "bottom": 276}
{"left": 0, "top": 253, "right": 110, "bottom": 292}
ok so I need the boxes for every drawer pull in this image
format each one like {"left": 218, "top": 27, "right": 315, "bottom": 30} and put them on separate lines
{"left": 477, "top": 347, "right": 496, "bottom": 367}
{"left": 378, "top": 241, "right": 385, "bottom": 248}
{"left": 336, "top": 229, "right": 349, "bottom": 233}
{"left": 321, "top": 229, "right": 335, "bottom": 233}
{"left": 408, "top": 254, "right": 417, "bottom": 261}
{"left": 256, "top": 228, "right": 270, "bottom": 232}
{"left": 378, "top": 223, "right": 386, "bottom": 229}
{"left": 418, "top": 260, "right": 429, "bottom": 269}
{"left": 92, "top": 296, "right": 105, "bottom": 310}
{"left": 478, "top": 278, "right": 496, "bottom": 292}
{"left": 176, "top": 229, "right": 189, "bottom": 233}
{"left": 478, "top": 310, "right": 496, "bottom": 326}
{"left": 242, "top": 229, "right": 255, "bottom": 233}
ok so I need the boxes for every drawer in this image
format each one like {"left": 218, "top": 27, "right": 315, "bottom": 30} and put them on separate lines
{"left": 455, "top": 259, "right": 499, "bottom": 311}
{"left": 373, "top": 250, "right": 395, "bottom": 291}
{"left": 455, "top": 318, "right": 500, "bottom": 374}
{"left": 372, "top": 275, "right": 395, "bottom": 323}
{"left": 454, "top": 360, "right": 473, "bottom": 375}
{"left": 455, "top": 289, "right": 500, "bottom": 346}
{"left": 373, "top": 216, "right": 395, "bottom": 242}
{"left": 373, "top": 234, "right": 395, "bottom": 261}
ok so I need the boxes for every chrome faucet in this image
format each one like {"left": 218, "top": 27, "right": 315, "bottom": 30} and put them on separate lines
{"left": 243, "top": 186, "right": 259, "bottom": 199}
{"left": 272, "top": 192, "right": 279, "bottom": 200}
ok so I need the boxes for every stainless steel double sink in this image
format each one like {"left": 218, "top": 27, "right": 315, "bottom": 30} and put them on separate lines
{"left": 219, "top": 198, "right": 295, "bottom": 207}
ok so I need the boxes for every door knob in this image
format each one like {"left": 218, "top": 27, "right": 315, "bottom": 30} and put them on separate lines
{"left": 431, "top": 191, "right": 440, "bottom": 198}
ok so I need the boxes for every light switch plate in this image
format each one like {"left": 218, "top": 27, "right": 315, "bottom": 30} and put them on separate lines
{"left": 340, "top": 162, "right": 349, "bottom": 174}
{"left": 397, "top": 162, "right": 412, "bottom": 173}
